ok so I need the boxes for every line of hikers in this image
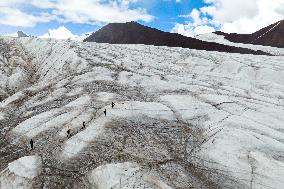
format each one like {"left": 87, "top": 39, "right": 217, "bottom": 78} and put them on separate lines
{"left": 29, "top": 102, "right": 116, "bottom": 150}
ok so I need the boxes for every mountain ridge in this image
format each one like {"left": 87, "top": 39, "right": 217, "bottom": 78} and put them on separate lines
{"left": 84, "top": 21, "right": 270, "bottom": 55}
{"left": 214, "top": 20, "right": 284, "bottom": 48}
{"left": 17, "top": 31, "right": 28, "bottom": 37}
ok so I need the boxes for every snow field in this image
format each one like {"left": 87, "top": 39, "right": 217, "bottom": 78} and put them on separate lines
{"left": 0, "top": 156, "right": 42, "bottom": 189}
{"left": 0, "top": 36, "right": 283, "bottom": 188}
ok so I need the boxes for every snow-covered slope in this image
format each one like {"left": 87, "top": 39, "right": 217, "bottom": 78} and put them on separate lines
{"left": 0, "top": 156, "right": 42, "bottom": 189}
{"left": 0, "top": 37, "right": 283, "bottom": 189}
{"left": 196, "top": 33, "right": 284, "bottom": 56}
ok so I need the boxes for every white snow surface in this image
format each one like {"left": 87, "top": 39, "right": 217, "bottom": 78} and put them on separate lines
{"left": 0, "top": 36, "right": 284, "bottom": 188}
{"left": 8, "top": 155, "right": 42, "bottom": 179}
{"left": 88, "top": 162, "right": 172, "bottom": 189}
{"left": 0, "top": 156, "right": 42, "bottom": 189}
{"left": 0, "top": 112, "right": 5, "bottom": 120}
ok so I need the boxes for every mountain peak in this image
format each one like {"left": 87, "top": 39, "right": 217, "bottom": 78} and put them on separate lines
{"left": 105, "top": 21, "right": 149, "bottom": 29}
{"left": 17, "top": 31, "right": 28, "bottom": 37}
{"left": 127, "top": 21, "right": 139, "bottom": 24}
{"left": 83, "top": 22, "right": 269, "bottom": 55}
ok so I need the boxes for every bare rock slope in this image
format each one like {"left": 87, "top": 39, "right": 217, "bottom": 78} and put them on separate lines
{"left": 215, "top": 20, "right": 284, "bottom": 48}
{"left": 84, "top": 21, "right": 269, "bottom": 55}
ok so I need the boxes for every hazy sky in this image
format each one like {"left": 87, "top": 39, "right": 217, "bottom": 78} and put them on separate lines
{"left": 0, "top": 0, "right": 284, "bottom": 39}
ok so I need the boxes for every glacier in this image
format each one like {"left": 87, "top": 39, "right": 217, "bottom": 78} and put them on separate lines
{"left": 0, "top": 36, "right": 284, "bottom": 188}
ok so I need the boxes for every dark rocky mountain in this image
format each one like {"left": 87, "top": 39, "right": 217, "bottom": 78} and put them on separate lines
{"left": 84, "top": 21, "right": 269, "bottom": 55}
{"left": 17, "top": 31, "right": 28, "bottom": 37}
{"left": 214, "top": 20, "right": 284, "bottom": 48}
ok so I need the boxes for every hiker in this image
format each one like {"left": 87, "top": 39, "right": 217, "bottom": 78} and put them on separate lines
{"left": 67, "top": 129, "right": 71, "bottom": 138}
{"left": 82, "top": 122, "right": 86, "bottom": 129}
{"left": 30, "top": 139, "right": 34, "bottom": 150}
{"left": 153, "top": 160, "right": 161, "bottom": 168}
{"left": 103, "top": 109, "right": 107, "bottom": 117}
{"left": 111, "top": 102, "right": 115, "bottom": 109}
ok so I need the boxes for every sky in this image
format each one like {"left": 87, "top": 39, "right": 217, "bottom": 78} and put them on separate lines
{"left": 0, "top": 0, "right": 284, "bottom": 39}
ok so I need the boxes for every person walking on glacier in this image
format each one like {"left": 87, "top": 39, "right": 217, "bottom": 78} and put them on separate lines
{"left": 111, "top": 102, "right": 115, "bottom": 109}
{"left": 82, "top": 122, "right": 86, "bottom": 129}
{"left": 30, "top": 139, "right": 34, "bottom": 150}
{"left": 67, "top": 129, "right": 71, "bottom": 138}
{"left": 103, "top": 109, "right": 107, "bottom": 117}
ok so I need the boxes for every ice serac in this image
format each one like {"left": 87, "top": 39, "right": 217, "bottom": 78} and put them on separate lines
{"left": 84, "top": 21, "right": 269, "bottom": 55}
{"left": 0, "top": 156, "right": 42, "bottom": 189}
